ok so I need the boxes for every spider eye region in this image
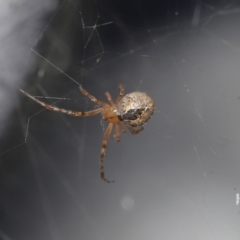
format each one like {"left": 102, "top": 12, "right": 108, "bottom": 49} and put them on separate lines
{"left": 117, "top": 91, "right": 155, "bottom": 127}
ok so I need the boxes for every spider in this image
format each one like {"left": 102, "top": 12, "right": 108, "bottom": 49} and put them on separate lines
{"left": 19, "top": 84, "right": 155, "bottom": 183}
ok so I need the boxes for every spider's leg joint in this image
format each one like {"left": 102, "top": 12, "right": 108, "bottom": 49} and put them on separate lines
{"left": 114, "top": 135, "right": 120, "bottom": 142}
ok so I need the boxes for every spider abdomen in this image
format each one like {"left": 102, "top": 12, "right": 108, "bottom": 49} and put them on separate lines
{"left": 117, "top": 91, "right": 155, "bottom": 127}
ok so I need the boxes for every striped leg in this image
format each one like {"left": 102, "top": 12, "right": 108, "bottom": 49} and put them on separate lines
{"left": 19, "top": 88, "right": 102, "bottom": 117}
{"left": 100, "top": 123, "right": 114, "bottom": 183}
{"left": 79, "top": 85, "right": 108, "bottom": 107}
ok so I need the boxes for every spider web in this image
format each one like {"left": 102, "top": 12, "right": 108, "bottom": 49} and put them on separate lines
{"left": 1, "top": 0, "right": 240, "bottom": 239}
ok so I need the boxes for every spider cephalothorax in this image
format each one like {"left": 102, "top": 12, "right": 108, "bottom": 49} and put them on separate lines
{"left": 19, "top": 84, "right": 155, "bottom": 183}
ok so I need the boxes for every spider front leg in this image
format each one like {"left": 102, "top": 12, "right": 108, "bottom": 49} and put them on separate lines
{"left": 100, "top": 123, "right": 115, "bottom": 183}
{"left": 19, "top": 88, "right": 103, "bottom": 117}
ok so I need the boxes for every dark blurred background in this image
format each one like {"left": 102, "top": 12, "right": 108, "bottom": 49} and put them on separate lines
{"left": 1, "top": 0, "right": 240, "bottom": 239}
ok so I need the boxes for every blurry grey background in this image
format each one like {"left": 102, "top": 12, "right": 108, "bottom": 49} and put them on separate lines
{"left": 1, "top": 0, "right": 240, "bottom": 239}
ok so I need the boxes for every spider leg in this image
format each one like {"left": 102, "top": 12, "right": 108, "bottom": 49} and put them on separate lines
{"left": 119, "top": 122, "right": 126, "bottom": 133}
{"left": 116, "top": 83, "right": 125, "bottom": 104}
{"left": 100, "top": 123, "right": 115, "bottom": 183}
{"left": 127, "top": 125, "right": 144, "bottom": 135}
{"left": 105, "top": 92, "right": 115, "bottom": 106}
{"left": 19, "top": 88, "right": 102, "bottom": 117}
{"left": 114, "top": 124, "right": 121, "bottom": 142}
{"left": 79, "top": 85, "right": 108, "bottom": 107}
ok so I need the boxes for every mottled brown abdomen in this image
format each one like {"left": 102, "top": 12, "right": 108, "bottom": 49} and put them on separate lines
{"left": 117, "top": 92, "right": 155, "bottom": 127}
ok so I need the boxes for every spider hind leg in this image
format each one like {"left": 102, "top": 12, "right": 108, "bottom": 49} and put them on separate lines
{"left": 100, "top": 123, "right": 115, "bottom": 183}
